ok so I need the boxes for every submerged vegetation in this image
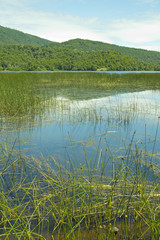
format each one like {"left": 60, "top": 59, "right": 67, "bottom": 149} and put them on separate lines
{"left": 1, "top": 72, "right": 160, "bottom": 118}
{"left": 0, "top": 72, "right": 160, "bottom": 239}
{"left": 0, "top": 71, "right": 160, "bottom": 132}
{"left": 0, "top": 133, "right": 160, "bottom": 239}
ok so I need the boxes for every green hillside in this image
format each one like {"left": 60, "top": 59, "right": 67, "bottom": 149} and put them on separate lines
{"left": 0, "top": 25, "right": 160, "bottom": 69}
{"left": 0, "top": 25, "right": 54, "bottom": 46}
{"left": 0, "top": 44, "right": 156, "bottom": 71}
{"left": 61, "top": 39, "right": 160, "bottom": 65}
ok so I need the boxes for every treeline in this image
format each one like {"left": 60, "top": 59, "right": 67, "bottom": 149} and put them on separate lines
{"left": 1, "top": 25, "right": 160, "bottom": 66}
{"left": 60, "top": 39, "right": 160, "bottom": 65}
{"left": 1, "top": 44, "right": 159, "bottom": 71}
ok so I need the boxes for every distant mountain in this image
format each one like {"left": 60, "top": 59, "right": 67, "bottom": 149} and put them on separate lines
{"left": 0, "top": 25, "right": 160, "bottom": 65}
{"left": 61, "top": 39, "right": 160, "bottom": 65}
{"left": 0, "top": 25, "right": 54, "bottom": 46}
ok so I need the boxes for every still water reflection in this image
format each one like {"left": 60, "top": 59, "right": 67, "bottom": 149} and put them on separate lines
{"left": 1, "top": 85, "right": 160, "bottom": 173}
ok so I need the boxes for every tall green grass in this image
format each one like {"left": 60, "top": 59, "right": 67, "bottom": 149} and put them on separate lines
{"left": 0, "top": 72, "right": 160, "bottom": 123}
{"left": 0, "top": 138, "right": 160, "bottom": 240}
{"left": 4, "top": 71, "right": 160, "bottom": 86}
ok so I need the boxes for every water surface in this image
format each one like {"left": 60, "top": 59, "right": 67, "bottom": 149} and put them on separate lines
{"left": 0, "top": 72, "right": 160, "bottom": 174}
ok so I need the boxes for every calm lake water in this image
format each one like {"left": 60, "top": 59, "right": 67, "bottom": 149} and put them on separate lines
{"left": 0, "top": 72, "right": 160, "bottom": 175}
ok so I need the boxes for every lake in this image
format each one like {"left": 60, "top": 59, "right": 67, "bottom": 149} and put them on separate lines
{"left": 1, "top": 71, "right": 160, "bottom": 239}
{"left": 0, "top": 71, "right": 160, "bottom": 176}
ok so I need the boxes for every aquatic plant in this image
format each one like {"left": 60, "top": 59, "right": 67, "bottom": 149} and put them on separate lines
{"left": 0, "top": 72, "right": 160, "bottom": 239}
{"left": 0, "top": 136, "right": 160, "bottom": 239}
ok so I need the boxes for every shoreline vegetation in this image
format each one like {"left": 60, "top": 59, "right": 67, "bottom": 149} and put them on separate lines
{"left": 0, "top": 132, "right": 160, "bottom": 239}
{"left": 1, "top": 72, "right": 160, "bottom": 117}
{"left": 0, "top": 72, "right": 160, "bottom": 239}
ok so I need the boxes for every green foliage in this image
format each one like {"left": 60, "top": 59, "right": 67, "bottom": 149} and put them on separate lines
{"left": 0, "top": 140, "right": 160, "bottom": 239}
{"left": 0, "top": 25, "right": 160, "bottom": 66}
{"left": 1, "top": 71, "right": 160, "bottom": 120}
{"left": 61, "top": 39, "right": 160, "bottom": 65}
{"left": 0, "top": 25, "right": 53, "bottom": 46}
{"left": 0, "top": 44, "right": 156, "bottom": 71}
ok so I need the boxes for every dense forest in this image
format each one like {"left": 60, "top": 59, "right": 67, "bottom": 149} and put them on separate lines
{"left": 1, "top": 44, "right": 158, "bottom": 71}
{"left": 0, "top": 25, "right": 52, "bottom": 46}
{"left": 60, "top": 39, "right": 160, "bottom": 65}
{"left": 0, "top": 25, "right": 160, "bottom": 71}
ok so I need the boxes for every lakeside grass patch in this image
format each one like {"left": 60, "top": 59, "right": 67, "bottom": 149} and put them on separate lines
{"left": 0, "top": 139, "right": 160, "bottom": 240}
{"left": 0, "top": 72, "right": 160, "bottom": 118}
{"left": 0, "top": 72, "right": 160, "bottom": 239}
{"left": 1, "top": 71, "right": 160, "bottom": 86}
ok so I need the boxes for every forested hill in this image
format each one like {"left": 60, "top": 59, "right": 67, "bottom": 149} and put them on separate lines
{"left": 0, "top": 25, "right": 160, "bottom": 71}
{"left": 0, "top": 25, "right": 53, "bottom": 46}
{"left": 60, "top": 39, "right": 160, "bottom": 65}
{"left": 1, "top": 44, "right": 159, "bottom": 71}
{"left": 1, "top": 25, "right": 160, "bottom": 65}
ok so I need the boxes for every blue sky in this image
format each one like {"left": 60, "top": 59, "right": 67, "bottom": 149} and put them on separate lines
{"left": 0, "top": 0, "right": 160, "bottom": 51}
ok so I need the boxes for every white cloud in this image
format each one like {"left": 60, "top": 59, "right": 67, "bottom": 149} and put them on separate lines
{"left": 0, "top": 1, "right": 112, "bottom": 43}
{"left": 105, "top": 16, "right": 160, "bottom": 44}
{"left": 31, "top": 13, "right": 103, "bottom": 42}
{"left": 135, "top": 45, "right": 160, "bottom": 51}
{"left": 0, "top": 0, "right": 160, "bottom": 51}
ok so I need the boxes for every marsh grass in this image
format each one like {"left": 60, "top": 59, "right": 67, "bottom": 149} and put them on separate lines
{"left": 1, "top": 72, "right": 160, "bottom": 129}
{"left": 0, "top": 72, "right": 160, "bottom": 239}
{"left": 0, "top": 138, "right": 160, "bottom": 240}
{"left": 1, "top": 71, "right": 160, "bottom": 87}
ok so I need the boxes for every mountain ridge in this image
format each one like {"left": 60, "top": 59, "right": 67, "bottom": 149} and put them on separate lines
{"left": 0, "top": 25, "right": 53, "bottom": 46}
{"left": 60, "top": 38, "right": 160, "bottom": 64}
{"left": 0, "top": 25, "right": 160, "bottom": 66}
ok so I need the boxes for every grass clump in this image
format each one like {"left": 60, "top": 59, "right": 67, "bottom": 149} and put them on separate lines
{"left": 0, "top": 141, "right": 160, "bottom": 240}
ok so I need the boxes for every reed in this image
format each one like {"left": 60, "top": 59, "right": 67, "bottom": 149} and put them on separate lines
{"left": 0, "top": 72, "right": 160, "bottom": 239}
{"left": 0, "top": 137, "right": 159, "bottom": 240}
{"left": 0, "top": 72, "right": 160, "bottom": 125}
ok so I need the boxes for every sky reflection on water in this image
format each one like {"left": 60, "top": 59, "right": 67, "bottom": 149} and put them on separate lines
{"left": 1, "top": 87, "right": 160, "bottom": 174}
